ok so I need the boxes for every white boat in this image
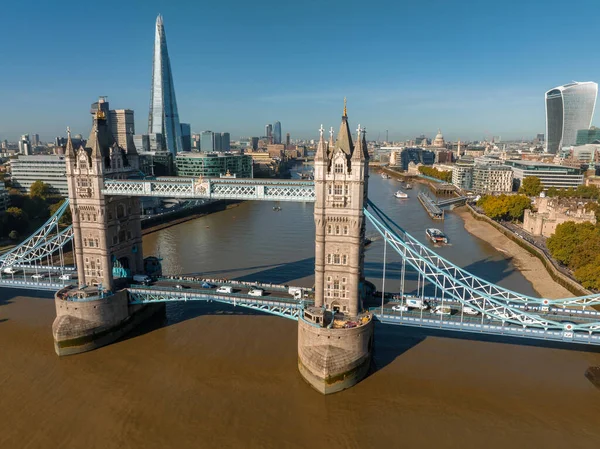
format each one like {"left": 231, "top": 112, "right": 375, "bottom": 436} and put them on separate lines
{"left": 394, "top": 190, "right": 408, "bottom": 199}
{"left": 381, "top": 173, "right": 391, "bottom": 179}
{"left": 426, "top": 228, "right": 448, "bottom": 244}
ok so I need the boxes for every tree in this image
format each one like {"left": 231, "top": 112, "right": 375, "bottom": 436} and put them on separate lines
{"left": 547, "top": 221, "right": 598, "bottom": 267}
{"left": 519, "top": 176, "right": 543, "bottom": 196}
{"left": 4, "top": 207, "right": 29, "bottom": 235}
{"left": 48, "top": 199, "right": 72, "bottom": 225}
{"left": 477, "top": 194, "right": 532, "bottom": 222}
{"left": 507, "top": 195, "right": 532, "bottom": 221}
{"left": 30, "top": 180, "right": 50, "bottom": 199}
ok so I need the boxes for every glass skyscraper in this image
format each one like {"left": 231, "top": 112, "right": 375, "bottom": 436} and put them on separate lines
{"left": 545, "top": 81, "right": 598, "bottom": 154}
{"left": 273, "top": 121, "right": 282, "bottom": 144}
{"left": 148, "top": 15, "right": 183, "bottom": 156}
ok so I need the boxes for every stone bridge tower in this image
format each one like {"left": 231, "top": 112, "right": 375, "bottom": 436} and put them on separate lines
{"left": 52, "top": 99, "right": 162, "bottom": 356}
{"left": 298, "top": 101, "right": 374, "bottom": 394}
{"left": 65, "top": 101, "right": 143, "bottom": 291}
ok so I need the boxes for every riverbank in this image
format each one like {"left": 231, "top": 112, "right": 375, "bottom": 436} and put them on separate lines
{"left": 454, "top": 207, "right": 572, "bottom": 299}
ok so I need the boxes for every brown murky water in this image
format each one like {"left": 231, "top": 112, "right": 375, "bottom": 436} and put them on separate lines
{"left": 1, "top": 296, "right": 599, "bottom": 449}
{"left": 1, "top": 174, "right": 599, "bottom": 448}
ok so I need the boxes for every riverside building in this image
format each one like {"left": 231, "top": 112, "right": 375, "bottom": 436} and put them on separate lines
{"left": 10, "top": 155, "right": 68, "bottom": 195}
{"left": 505, "top": 160, "right": 584, "bottom": 189}
{"left": 175, "top": 152, "right": 252, "bottom": 178}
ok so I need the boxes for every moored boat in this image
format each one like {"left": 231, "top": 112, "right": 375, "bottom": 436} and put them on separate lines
{"left": 394, "top": 190, "right": 408, "bottom": 199}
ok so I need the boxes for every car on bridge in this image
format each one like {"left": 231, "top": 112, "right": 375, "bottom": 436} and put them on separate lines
{"left": 248, "top": 288, "right": 264, "bottom": 297}
{"left": 462, "top": 306, "right": 479, "bottom": 316}
{"left": 31, "top": 273, "right": 46, "bottom": 280}
{"left": 200, "top": 282, "right": 215, "bottom": 289}
{"left": 391, "top": 304, "right": 409, "bottom": 312}
{"left": 431, "top": 305, "right": 452, "bottom": 316}
{"left": 216, "top": 286, "right": 233, "bottom": 294}
{"left": 59, "top": 274, "right": 72, "bottom": 281}
{"left": 3, "top": 267, "right": 18, "bottom": 275}
{"left": 406, "top": 298, "right": 428, "bottom": 310}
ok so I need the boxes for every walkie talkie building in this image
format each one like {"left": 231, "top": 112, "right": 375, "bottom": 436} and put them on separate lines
{"left": 148, "top": 15, "right": 183, "bottom": 156}
{"left": 545, "top": 81, "right": 597, "bottom": 154}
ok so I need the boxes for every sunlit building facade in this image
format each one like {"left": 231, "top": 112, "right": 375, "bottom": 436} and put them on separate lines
{"left": 545, "top": 82, "right": 597, "bottom": 154}
{"left": 148, "top": 15, "right": 183, "bottom": 156}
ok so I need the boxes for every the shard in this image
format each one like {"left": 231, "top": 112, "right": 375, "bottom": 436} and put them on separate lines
{"left": 148, "top": 14, "right": 182, "bottom": 155}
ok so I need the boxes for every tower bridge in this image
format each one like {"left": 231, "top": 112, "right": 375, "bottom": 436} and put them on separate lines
{"left": 3, "top": 101, "right": 600, "bottom": 394}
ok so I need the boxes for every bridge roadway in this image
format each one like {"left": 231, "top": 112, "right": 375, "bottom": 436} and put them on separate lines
{"left": 372, "top": 307, "right": 600, "bottom": 346}
{"left": 127, "top": 280, "right": 309, "bottom": 320}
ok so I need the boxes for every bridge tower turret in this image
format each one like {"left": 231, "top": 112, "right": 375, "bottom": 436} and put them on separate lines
{"left": 52, "top": 100, "right": 161, "bottom": 356}
{"left": 298, "top": 100, "right": 374, "bottom": 394}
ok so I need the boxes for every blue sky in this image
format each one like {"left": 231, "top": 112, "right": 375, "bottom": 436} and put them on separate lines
{"left": 1, "top": 0, "right": 599, "bottom": 142}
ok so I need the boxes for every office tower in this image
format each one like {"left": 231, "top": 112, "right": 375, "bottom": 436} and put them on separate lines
{"left": 109, "top": 109, "right": 135, "bottom": 151}
{"left": 545, "top": 81, "right": 598, "bottom": 154}
{"left": 537, "top": 133, "right": 545, "bottom": 142}
{"left": 201, "top": 131, "right": 214, "bottom": 152}
{"left": 148, "top": 15, "right": 183, "bottom": 155}
{"left": 273, "top": 121, "right": 282, "bottom": 144}
{"left": 251, "top": 137, "right": 259, "bottom": 151}
{"left": 221, "top": 132, "right": 231, "bottom": 151}
{"left": 286, "top": 132, "right": 290, "bottom": 147}
{"left": 215, "top": 133, "right": 223, "bottom": 151}
{"left": 31, "top": 134, "right": 40, "bottom": 146}
{"left": 1, "top": 140, "right": 8, "bottom": 149}
{"left": 19, "top": 134, "right": 32, "bottom": 155}
{"left": 265, "top": 124, "right": 273, "bottom": 143}
{"left": 134, "top": 134, "right": 151, "bottom": 152}
{"left": 180, "top": 123, "right": 191, "bottom": 151}
{"left": 148, "top": 133, "right": 165, "bottom": 151}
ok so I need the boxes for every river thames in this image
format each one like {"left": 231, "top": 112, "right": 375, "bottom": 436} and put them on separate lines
{"left": 0, "top": 173, "right": 599, "bottom": 449}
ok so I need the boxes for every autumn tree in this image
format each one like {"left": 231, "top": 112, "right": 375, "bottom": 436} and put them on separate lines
{"left": 518, "top": 176, "right": 543, "bottom": 196}
{"left": 29, "top": 180, "right": 50, "bottom": 199}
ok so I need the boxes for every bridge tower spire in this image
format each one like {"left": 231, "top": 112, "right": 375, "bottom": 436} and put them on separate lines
{"left": 298, "top": 100, "right": 374, "bottom": 394}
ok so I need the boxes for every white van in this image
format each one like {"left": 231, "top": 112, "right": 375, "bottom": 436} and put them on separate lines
{"left": 463, "top": 306, "right": 479, "bottom": 316}
{"left": 248, "top": 288, "right": 264, "bottom": 297}
{"left": 3, "top": 267, "right": 17, "bottom": 275}
{"left": 431, "top": 305, "right": 452, "bottom": 316}
{"left": 406, "top": 298, "right": 428, "bottom": 310}
{"left": 216, "top": 286, "right": 233, "bottom": 294}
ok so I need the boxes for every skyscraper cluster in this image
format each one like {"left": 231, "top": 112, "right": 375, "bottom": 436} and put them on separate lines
{"left": 265, "top": 121, "right": 282, "bottom": 144}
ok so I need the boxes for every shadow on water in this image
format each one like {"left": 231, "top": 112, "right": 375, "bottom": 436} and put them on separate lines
{"left": 233, "top": 257, "right": 315, "bottom": 284}
{"left": 0, "top": 287, "right": 54, "bottom": 324}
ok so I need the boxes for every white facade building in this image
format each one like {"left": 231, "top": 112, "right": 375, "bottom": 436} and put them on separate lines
{"left": 10, "top": 155, "right": 68, "bottom": 195}
{"left": 472, "top": 165, "right": 513, "bottom": 194}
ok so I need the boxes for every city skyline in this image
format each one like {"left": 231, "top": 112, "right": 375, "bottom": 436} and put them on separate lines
{"left": 1, "top": 0, "right": 600, "bottom": 141}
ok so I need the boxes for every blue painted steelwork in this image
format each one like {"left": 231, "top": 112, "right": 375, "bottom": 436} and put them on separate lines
{"left": 365, "top": 201, "right": 600, "bottom": 338}
{"left": 366, "top": 200, "right": 600, "bottom": 307}
{"left": 372, "top": 311, "right": 600, "bottom": 346}
{"left": 127, "top": 285, "right": 309, "bottom": 320}
{"left": 101, "top": 178, "right": 316, "bottom": 202}
{"left": 0, "top": 200, "right": 70, "bottom": 269}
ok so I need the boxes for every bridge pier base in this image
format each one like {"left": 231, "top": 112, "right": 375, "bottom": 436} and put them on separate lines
{"left": 297, "top": 313, "right": 374, "bottom": 395}
{"left": 52, "top": 289, "right": 165, "bottom": 356}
